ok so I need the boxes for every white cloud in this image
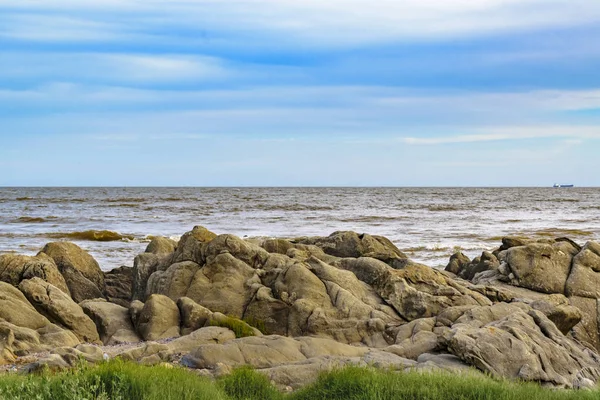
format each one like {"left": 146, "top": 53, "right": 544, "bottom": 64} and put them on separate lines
{"left": 2, "top": 1, "right": 600, "bottom": 46}
{"left": 402, "top": 126, "right": 600, "bottom": 145}
{"left": 0, "top": 52, "right": 229, "bottom": 83}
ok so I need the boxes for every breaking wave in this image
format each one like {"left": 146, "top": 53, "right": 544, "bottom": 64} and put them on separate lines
{"left": 48, "top": 230, "right": 135, "bottom": 242}
{"left": 11, "top": 216, "right": 58, "bottom": 223}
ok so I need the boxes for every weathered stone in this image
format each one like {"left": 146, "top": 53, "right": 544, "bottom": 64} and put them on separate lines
{"left": 445, "top": 304, "right": 600, "bottom": 387}
{"left": 299, "top": 231, "right": 408, "bottom": 267}
{"left": 135, "top": 294, "right": 180, "bottom": 341}
{"left": 59, "top": 264, "right": 104, "bottom": 303}
{"left": 445, "top": 252, "right": 470, "bottom": 275}
{"left": 132, "top": 253, "right": 166, "bottom": 301}
{"left": 0, "top": 253, "right": 70, "bottom": 296}
{"left": 145, "top": 236, "right": 177, "bottom": 255}
{"left": 0, "top": 281, "right": 50, "bottom": 330}
{"left": 569, "top": 296, "right": 600, "bottom": 351}
{"left": 504, "top": 241, "right": 578, "bottom": 294}
{"left": 19, "top": 278, "right": 100, "bottom": 344}
{"left": 177, "top": 297, "right": 213, "bottom": 335}
{"left": 80, "top": 299, "right": 140, "bottom": 345}
{"left": 566, "top": 241, "right": 600, "bottom": 298}
{"left": 103, "top": 266, "right": 133, "bottom": 307}
{"left": 40, "top": 242, "right": 105, "bottom": 293}
{"left": 338, "top": 259, "right": 490, "bottom": 321}
{"left": 146, "top": 261, "right": 201, "bottom": 300}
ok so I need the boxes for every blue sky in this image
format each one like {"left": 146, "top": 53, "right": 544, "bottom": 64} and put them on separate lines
{"left": 1, "top": 0, "right": 600, "bottom": 186}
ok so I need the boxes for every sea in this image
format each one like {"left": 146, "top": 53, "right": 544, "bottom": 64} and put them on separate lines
{"left": 1, "top": 187, "right": 598, "bottom": 271}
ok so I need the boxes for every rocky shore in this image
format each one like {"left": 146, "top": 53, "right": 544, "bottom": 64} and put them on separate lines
{"left": 1, "top": 226, "right": 600, "bottom": 390}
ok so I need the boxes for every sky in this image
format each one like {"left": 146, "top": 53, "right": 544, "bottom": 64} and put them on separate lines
{"left": 1, "top": 0, "right": 600, "bottom": 186}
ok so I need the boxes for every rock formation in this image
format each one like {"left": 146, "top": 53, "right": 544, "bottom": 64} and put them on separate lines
{"left": 1, "top": 228, "right": 600, "bottom": 390}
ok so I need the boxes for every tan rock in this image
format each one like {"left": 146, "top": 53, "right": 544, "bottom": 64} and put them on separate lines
{"left": 0, "top": 253, "right": 70, "bottom": 296}
{"left": 80, "top": 299, "right": 140, "bottom": 345}
{"left": 19, "top": 278, "right": 100, "bottom": 344}
{"left": 40, "top": 242, "right": 105, "bottom": 296}
{"left": 135, "top": 294, "right": 180, "bottom": 341}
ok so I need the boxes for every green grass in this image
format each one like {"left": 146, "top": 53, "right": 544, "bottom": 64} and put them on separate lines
{"left": 0, "top": 359, "right": 227, "bottom": 400}
{"left": 1, "top": 361, "right": 599, "bottom": 400}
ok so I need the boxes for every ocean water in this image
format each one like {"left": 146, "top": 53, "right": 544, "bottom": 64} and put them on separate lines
{"left": 1, "top": 187, "right": 599, "bottom": 271}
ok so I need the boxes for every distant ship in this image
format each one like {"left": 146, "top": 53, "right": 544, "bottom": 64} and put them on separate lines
{"left": 553, "top": 183, "right": 574, "bottom": 188}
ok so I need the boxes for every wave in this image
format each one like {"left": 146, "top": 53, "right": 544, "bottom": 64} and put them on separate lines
{"left": 11, "top": 216, "right": 57, "bottom": 223}
{"left": 106, "top": 198, "right": 147, "bottom": 203}
{"left": 427, "top": 205, "right": 463, "bottom": 212}
{"left": 16, "top": 197, "right": 33, "bottom": 201}
{"left": 48, "top": 230, "right": 135, "bottom": 242}
{"left": 338, "top": 216, "right": 408, "bottom": 223}
{"left": 534, "top": 228, "right": 593, "bottom": 237}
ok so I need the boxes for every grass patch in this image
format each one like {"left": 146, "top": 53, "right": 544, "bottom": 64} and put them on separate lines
{"left": 0, "top": 359, "right": 227, "bottom": 400}
{"left": 219, "top": 366, "right": 281, "bottom": 400}
{"left": 291, "top": 366, "right": 600, "bottom": 400}
{"left": 1, "top": 362, "right": 599, "bottom": 400}
{"left": 209, "top": 316, "right": 256, "bottom": 338}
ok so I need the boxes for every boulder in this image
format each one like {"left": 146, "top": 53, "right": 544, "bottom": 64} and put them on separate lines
{"left": 135, "top": 294, "right": 180, "bottom": 341}
{"left": 181, "top": 335, "right": 368, "bottom": 370}
{"left": 178, "top": 297, "right": 213, "bottom": 335}
{"left": 503, "top": 241, "right": 579, "bottom": 294}
{"left": 132, "top": 253, "right": 162, "bottom": 301}
{"left": 80, "top": 299, "right": 140, "bottom": 345}
{"left": 18, "top": 278, "right": 101, "bottom": 344}
{"left": 298, "top": 231, "right": 409, "bottom": 267}
{"left": 0, "top": 253, "right": 70, "bottom": 296}
{"left": 103, "top": 266, "right": 133, "bottom": 307}
{"left": 146, "top": 261, "right": 201, "bottom": 300}
{"left": 181, "top": 253, "right": 256, "bottom": 317}
{"left": 337, "top": 259, "right": 491, "bottom": 321}
{"left": 129, "top": 300, "right": 144, "bottom": 327}
{"left": 40, "top": 242, "right": 105, "bottom": 294}
{"left": 444, "top": 252, "right": 470, "bottom": 275}
{"left": 459, "top": 251, "right": 499, "bottom": 281}
{"left": 170, "top": 226, "right": 217, "bottom": 264}
{"left": 145, "top": 236, "right": 177, "bottom": 255}
{"left": 203, "top": 234, "right": 269, "bottom": 268}
{"left": 59, "top": 264, "right": 104, "bottom": 303}
{"left": 385, "top": 318, "right": 441, "bottom": 360}
{"left": 566, "top": 241, "right": 600, "bottom": 299}
{"left": 0, "top": 281, "right": 50, "bottom": 330}
{"left": 445, "top": 304, "right": 600, "bottom": 388}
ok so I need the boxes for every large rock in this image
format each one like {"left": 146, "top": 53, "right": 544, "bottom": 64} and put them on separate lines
{"left": 444, "top": 303, "right": 600, "bottom": 388}
{"left": 135, "top": 294, "right": 180, "bottom": 341}
{"left": 0, "top": 281, "right": 50, "bottom": 330}
{"left": 0, "top": 282, "right": 80, "bottom": 362}
{"left": 298, "top": 231, "right": 409, "bottom": 267}
{"left": 0, "top": 253, "right": 70, "bottom": 296}
{"left": 178, "top": 297, "right": 213, "bottom": 335}
{"left": 103, "top": 266, "right": 133, "bottom": 307}
{"left": 40, "top": 242, "right": 105, "bottom": 296}
{"left": 337, "top": 258, "right": 491, "bottom": 321}
{"left": 181, "top": 335, "right": 369, "bottom": 369}
{"left": 170, "top": 226, "right": 217, "bottom": 265}
{"left": 18, "top": 278, "right": 100, "bottom": 344}
{"left": 444, "top": 252, "right": 470, "bottom": 275}
{"left": 145, "top": 236, "right": 177, "bottom": 255}
{"left": 132, "top": 253, "right": 161, "bottom": 301}
{"left": 503, "top": 241, "right": 579, "bottom": 294}
{"left": 146, "top": 261, "right": 201, "bottom": 300}
{"left": 566, "top": 241, "right": 600, "bottom": 299}
{"left": 80, "top": 299, "right": 140, "bottom": 345}
{"left": 59, "top": 264, "right": 104, "bottom": 303}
